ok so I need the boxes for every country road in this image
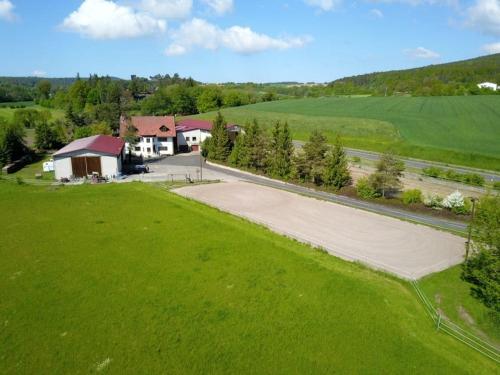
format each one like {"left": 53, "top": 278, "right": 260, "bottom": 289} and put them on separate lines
{"left": 293, "top": 141, "right": 500, "bottom": 182}
{"left": 204, "top": 161, "right": 469, "bottom": 234}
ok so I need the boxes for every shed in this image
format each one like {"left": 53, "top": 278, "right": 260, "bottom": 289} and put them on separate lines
{"left": 53, "top": 135, "right": 125, "bottom": 180}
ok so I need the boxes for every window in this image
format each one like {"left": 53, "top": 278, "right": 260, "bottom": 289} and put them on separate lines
{"left": 147, "top": 148, "right": 151, "bottom": 153}
{"left": 134, "top": 146, "right": 140, "bottom": 151}
{"left": 158, "top": 137, "right": 169, "bottom": 142}
{"left": 186, "top": 137, "right": 190, "bottom": 141}
{"left": 192, "top": 137, "right": 197, "bottom": 141}
{"left": 159, "top": 146, "right": 168, "bottom": 151}
{"left": 146, "top": 138, "right": 151, "bottom": 143}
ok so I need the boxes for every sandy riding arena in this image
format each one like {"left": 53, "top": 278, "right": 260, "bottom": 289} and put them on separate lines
{"left": 174, "top": 181, "right": 465, "bottom": 279}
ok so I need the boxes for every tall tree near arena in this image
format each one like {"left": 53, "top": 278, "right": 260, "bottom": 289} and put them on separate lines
{"left": 369, "top": 151, "right": 405, "bottom": 198}
{"left": 208, "top": 112, "right": 231, "bottom": 161}
{"left": 323, "top": 135, "right": 352, "bottom": 190}
{"left": 462, "top": 195, "right": 500, "bottom": 312}
{"left": 240, "top": 119, "right": 268, "bottom": 170}
{"left": 303, "top": 129, "right": 329, "bottom": 184}
{"left": 267, "top": 121, "right": 294, "bottom": 178}
{"left": 229, "top": 133, "right": 244, "bottom": 166}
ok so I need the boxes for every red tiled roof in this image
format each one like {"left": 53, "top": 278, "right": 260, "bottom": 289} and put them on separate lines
{"left": 176, "top": 119, "right": 238, "bottom": 133}
{"left": 120, "top": 116, "right": 176, "bottom": 138}
{"left": 53, "top": 135, "right": 124, "bottom": 157}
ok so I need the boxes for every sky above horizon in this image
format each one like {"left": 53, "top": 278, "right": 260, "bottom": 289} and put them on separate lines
{"left": 0, "top": 0, "right": 499, "bottom": 82}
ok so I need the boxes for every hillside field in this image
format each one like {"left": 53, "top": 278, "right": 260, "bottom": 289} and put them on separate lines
{"left": 0, "top": 180, "right": 496, "bottom": 374}
{"left": 0, "top": 104, "right": 65, "bottom": 122}
{"left": 195, "top": 96, "right": 500, "bottom": 171}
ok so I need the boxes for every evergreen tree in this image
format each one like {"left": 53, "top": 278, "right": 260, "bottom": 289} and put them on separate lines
{"left": 0, "top": 119, "right": 27, "bottom": 165}
{"left": 208, "top": 112, "right": 231, "bottom": 161}
{"left": 267, "top": 121, "right": 294, "bottom": 178}
{"left": 322, "top": 135, "right": 352, "bottom": 189}
{"left": 229, "top": 133, "right": 244, "bottom": 166}
{"left": 302, "top": 129, "right": 328, "bottom": 184}
{"left": 240, "top": 119, "right": 267, "bottom": 170}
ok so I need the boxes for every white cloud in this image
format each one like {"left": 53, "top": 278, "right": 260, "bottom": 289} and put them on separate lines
{"left": 165, "top": 18, "right": 312, "bottom": 56}
{"left": 304, "top": 0, "right": 341, "bottom": 12}
{"left": 370, "top": 8, "right": 384, "bottom": 17}
{"left": 32, "top": 70, "right": 47, "bottom": 77}
{"left": 0, "top": 0, "right": 15, "bottom": 21}
{"left": 482, "top": 42, "right": 500, "bottom": 54}
{"left": 466, "top": 0, "right": 500, "bottom": 36}
{"left": 140, "top": 0, "right": 192, "bottom": 18}
{"left": 61, "top": 0, "right": 166, "bottom": 39}
{"left": 404, "top": 47, "right": 440, "bottom": 59}
{"left": 201, "top": 0, "right": 233, "bottom": 15}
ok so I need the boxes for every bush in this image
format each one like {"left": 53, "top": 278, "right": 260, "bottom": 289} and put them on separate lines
{"left": 453, "top": 198, "right": 472, "bottom": 215}
{"left": 422, "top": 166, "right": 443, "bottom": 178}
{"left": 494, "top": 181, "right": 500, "bottom": 191}
{"left": 445, "top": 169, "right": 462, "bottom": 182}
{"left": 352, "top": 156, "right": 361, "bottom": 164}
{"left": 462, "top": 173, "right": 485, "bottom": 187}
{"left": 423, "top": 194, "right": 443, "bottom": 209}
{"left": 402, "top": 189, "right": 423, "bottom": 205}
{"left": 356, "top": 177, "right": 378, "bottom": 199}
{"left": 442, "top": 191, "right": 465, "bottom": 210}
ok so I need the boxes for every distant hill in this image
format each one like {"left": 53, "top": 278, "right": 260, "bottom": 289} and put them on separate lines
{"left": 329, "top": 54, "right": 500, "bottom": 96}
{"left": 0, "top": 76, "right": 122, "bottom": 89}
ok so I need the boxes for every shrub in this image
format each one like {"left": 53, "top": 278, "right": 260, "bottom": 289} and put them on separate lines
{"left": 442, "top": 191, "right": 465, "bottom": 209}
{"left": 462, "top": 173, "right": 485, "bottom": 187}
{"left": 453, "top": 198, "right": 472, "bottom": 215}
{"left": 423, "top": 194, "right": 443, "bottom": 209}
{"left": 422, "top": 166, "right": 443, "bottom": 178}
{"left": 16, "top": 176, "right": 25, "bottom": 185}
{"left": 352, "top": 156, "right": 361, "bottom": 164}
{"left": 445, "top": 169, "right": 462, "bottom": 182}
{"left": 494, "top": 181, "right": 500, "bottom": 191}
{"left": 356, "top": 177, "right": 378, "bottom": 199}
{"left": 402, "top": 189, "right": 423, "bottom": 205}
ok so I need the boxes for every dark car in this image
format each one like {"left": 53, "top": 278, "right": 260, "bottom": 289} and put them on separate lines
{"left": 132, "top": 165, "right": 150, "bottom": 174}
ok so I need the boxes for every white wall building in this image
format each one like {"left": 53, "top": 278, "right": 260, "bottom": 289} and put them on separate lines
{"left": 120, "top": 116, "right": 176, "bottom": 158}
{"left": 175, "top": 119, "right": 243, "bottom": 152}
{"left": 477, "top": 82, "right": 498, "bottom": 91}
{"left": 53, "top": 135, "right": 125, "bottom": 180}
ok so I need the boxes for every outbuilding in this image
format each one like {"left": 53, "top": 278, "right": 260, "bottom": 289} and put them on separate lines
{"left": 53, "top": 135, "right": 125, "bottom": 180}
{"left": 176, "top": 119, "right": 243, "bottom": 152}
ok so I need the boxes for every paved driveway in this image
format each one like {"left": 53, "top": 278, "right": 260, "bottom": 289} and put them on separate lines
{"left": 174, "top": 181, "right": 466, "bottom": 280}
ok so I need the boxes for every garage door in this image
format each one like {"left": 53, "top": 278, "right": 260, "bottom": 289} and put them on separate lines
{"left": 71, "top": 157, "right": 102, "bottom": 178}
{"left": 191, "top": 145, "right": 199, "bottom": 152}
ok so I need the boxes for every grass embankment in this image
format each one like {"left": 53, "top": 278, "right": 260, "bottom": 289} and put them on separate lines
{"left": 194, "top": 96, "right": 500, "bottom": 171}
{"left": 0, "top": 181, "right": 496, "bottom": 373}
{"left": 420, "top": 266, "right": 500, "bottom": 346}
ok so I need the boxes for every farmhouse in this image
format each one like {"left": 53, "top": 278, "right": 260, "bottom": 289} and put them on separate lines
{"left": 120, "top": 116, "right": 177, "bottom": 158}
{"left": 53, "top": 135, "right": 125, "bottom": 180}
{"left": 477, "top": 82, "right": 498, "bottom": 91}
{"left": 175, "top": 119, "right": 242, "bottom": 152}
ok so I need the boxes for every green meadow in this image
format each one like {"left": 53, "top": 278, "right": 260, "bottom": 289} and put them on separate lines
{"left": 0, "top": 103, "right": 65, "bottom": 122}
{"left": 195, "top": 96, "right": 500, "bottom": 171}
{"left": 0, "top": 181, "right": 496, "bottom": 374}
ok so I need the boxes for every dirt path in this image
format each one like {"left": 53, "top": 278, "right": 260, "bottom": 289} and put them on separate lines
{"left": 174, "top": 181, "right": 466, "bottom": 279}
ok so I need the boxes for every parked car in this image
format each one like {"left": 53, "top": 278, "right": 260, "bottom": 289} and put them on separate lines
{"left": 132, "top": 165, "right": 150, "bottom": 174}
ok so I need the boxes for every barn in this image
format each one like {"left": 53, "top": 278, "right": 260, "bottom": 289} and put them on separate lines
{"left": 53, "top": 135, "right": 125, "bottom": 180}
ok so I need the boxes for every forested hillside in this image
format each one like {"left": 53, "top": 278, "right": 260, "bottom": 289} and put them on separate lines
{"left": 328, "top": 54, "right": 500, "bottom": 96}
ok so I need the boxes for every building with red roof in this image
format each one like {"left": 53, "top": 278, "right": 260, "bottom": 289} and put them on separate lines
{"left": 53, "top": 135, "right": 125, "bottom": 180}
{"left": 120, "top": 116, "right": 176, "bottom": 157}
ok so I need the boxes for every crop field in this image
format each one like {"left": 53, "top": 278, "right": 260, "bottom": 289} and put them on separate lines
{"left": 195, "top": 96, "right": 500, "bottom": 171}
{"left": 0, "top": 181, "right": 496, "bottom": 373}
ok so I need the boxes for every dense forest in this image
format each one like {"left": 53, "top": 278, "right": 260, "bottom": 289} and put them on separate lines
{"left": 328, "top": 53, "right": 500, "bottom": 96}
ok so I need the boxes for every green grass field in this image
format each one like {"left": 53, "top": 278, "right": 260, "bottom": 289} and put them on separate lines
{"left": 0, "top": 181, "right": 497, "bottom": 373}
{"left": 0, "top": 104, "right": 65, "bottom": 122}
{"left": 194, "top": 96, "right": 500, "bottom": 171}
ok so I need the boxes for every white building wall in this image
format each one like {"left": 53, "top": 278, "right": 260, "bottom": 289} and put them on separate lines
{"left": 100, "top": 155, "right": 120, "bottom": 178}
{"left": 177, "top": 129, "right": 211, "bottom": 148}
{"left": 54, "top": 157, "right": 72, "bottom": 180}
{"left": 125, "top": 136, "right": 174, "bottom": 157}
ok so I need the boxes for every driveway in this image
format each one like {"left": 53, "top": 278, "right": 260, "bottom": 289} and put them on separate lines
{"left": 174, "top": 181, "right": 466, "bottom": 280}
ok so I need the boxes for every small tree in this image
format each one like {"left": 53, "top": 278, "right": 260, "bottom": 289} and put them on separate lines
{"left": 229, "top": 134, "right": 244, "bottom": 166}
{"left": 322, "top": 135, "right": 351, "bottom": 190}
{"left": 0, "top": 119, "right": 27, "bottom": 165}
{"left": 370, "top": 151, "right": 405, "bottom": 198}
{"left": 302, "top": 130, "right": 328, "bottom": 184}
{"left": 240, "top": 119, "right": 267, "bottom": 170}
{"left": 34, "top": 122, "right": 61, "bottom": 150}
{"left": 122, "top": 117, "right": 138, "bottom": 162}
{"left": 462, "top": 194, "right": 500, "bottom": 312}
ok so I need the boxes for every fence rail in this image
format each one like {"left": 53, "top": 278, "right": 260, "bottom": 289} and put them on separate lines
{"left": 411, "top": 281, "right": 499, "bottom": 363}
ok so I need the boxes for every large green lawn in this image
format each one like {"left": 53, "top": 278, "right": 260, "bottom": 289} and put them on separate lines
{"left": 0, "top": 181, "right": 496, "bottom": 373}
{"left": 195, "top": 96, "right": 500, "bottom": 170}
{"left": 0, "top": 104, "right": 65, "bottom": 122}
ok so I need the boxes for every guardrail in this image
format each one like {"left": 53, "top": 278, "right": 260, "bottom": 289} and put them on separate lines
{"left": 411, "top": 280, "right": 499, "bottom": 363}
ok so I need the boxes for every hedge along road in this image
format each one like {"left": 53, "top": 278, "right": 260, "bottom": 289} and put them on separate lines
{"left": 174, "top": 181, "right": 466, "bottom": 279}
{"left": 202, "top": 160, "right": 468, "bottom": 233}
{"left": 292, "top": 141, "right": 500, "bottom": 183}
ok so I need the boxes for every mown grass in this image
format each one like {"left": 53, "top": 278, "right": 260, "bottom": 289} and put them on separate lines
{"left": 0, "top": 104, "right": 65, "bottom": 122}
{"left": 420, "top": 266, "right": 500, "bottom": 345}
{"left": 0, "top": 181, "right": 496, "bottom": 373}
{"left": 194, "top": 96, "right": 500, "bottom": 170}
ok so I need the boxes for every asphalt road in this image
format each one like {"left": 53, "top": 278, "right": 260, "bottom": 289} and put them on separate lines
{"left": 203, "top": 161, "right": 468, "bottom": 233}
{"left": 293, "top": 141, "right": 500, "bottom": 182}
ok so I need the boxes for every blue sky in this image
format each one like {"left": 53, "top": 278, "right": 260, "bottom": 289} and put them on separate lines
{"left": 0, "top": 0, "right": 499, "bottom": 82}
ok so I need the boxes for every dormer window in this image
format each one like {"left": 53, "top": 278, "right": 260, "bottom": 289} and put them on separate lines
{"left": 160, "top": 125, "right": 169, "bottom": 132}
